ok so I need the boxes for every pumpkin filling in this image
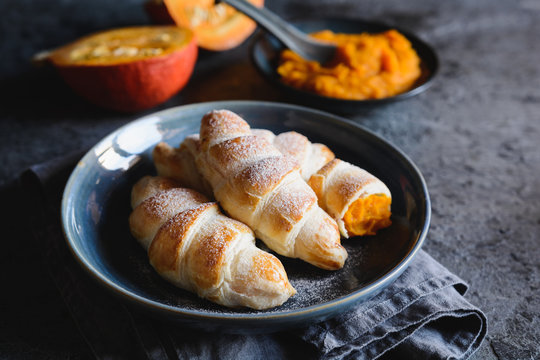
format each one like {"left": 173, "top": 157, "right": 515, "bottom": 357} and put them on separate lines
{"left": 343, "top": 194, "right": 392, "bottom": 236}
{"left": 277, "top": 29, "right": 421, "bottom": 100}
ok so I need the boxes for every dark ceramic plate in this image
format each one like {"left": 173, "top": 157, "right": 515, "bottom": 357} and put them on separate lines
{"left": 251, "top": 18, "right": 439, "bottom": 113}
{"left": 61, "top": 101, "right": 430, "bottom": 333}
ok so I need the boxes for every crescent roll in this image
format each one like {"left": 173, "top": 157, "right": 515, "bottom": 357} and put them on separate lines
{"left": 153, "top": 129, "right": 334, "bottom": 196}
{"left": 196, "top": 110, "right": 347, "bottom": 270}
{"left": 129, "top": 176, "right": 295, "bottom": 309}
{"left": 272, "top": 131, "right": 335, "bottom": 181}
{"left": 308, "top": 159, "right": 392, "bottom": 238}
{"left": 153, "top": 135, "right": 213, "bottom": 197}
{"left": 153, "top": 125, "right": 391, "bottom": 238}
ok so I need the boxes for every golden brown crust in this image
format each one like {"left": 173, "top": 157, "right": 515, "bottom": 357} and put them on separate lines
{"left": 149, "top": 203, "right": 215, "bottom": 277}
{"left": 151, "top": 129, "right": 332, "bottom": 201}
{"left": 295, "top": 209, "right": 344, "bottom": 270}
{"left": 308, "top": 172, "right": 325, "bottom": 203}
{"left": 228, "top": 245, "right": 296, "bottom": 309}
{"left": 231, "top": 251, "right": 292, "bottom": 296}
{"left": 152, "top": 141, "right": 213, "bottom": 197}
{"left": 153, "top": 142, "right": 184, "bottom": 178}
{"left": 273, "top": 131, "right": 310, "bottom": 164}
{"left": 229, "top": 156, "right": 299, "bottom": 197}
{"left": 129, "top": 175, "right": 295, "bottom": 309}
{"left": 261, "top": 180, "right": 317, "bottom": 233}
{"left": 273, "top": 131, "right": 335, "bottom": 180}
{"left": 214, "top": 156, "right": 300, "bottom": 213}
{"left": 312, "top": 143, "right": 335, "bottom": 169}
{"left": 316, "top": 157, "right": 340, "bottom": 176}
{"left": 197, "top": 110, "right": 347, "bottom": 269}
{"left": 184, "top": 207, "right": 233, "bottom": 291}
{"left": 309, "top": 159, "right": 392, "bottom": 238}
{"left": 251, "top": 128, "right": 276, "bottom": 144}
{"left": 129, "top": 187, "right": 208, "bottom": 250}
{"left": 200, "top": 110, "right": 251, "bottom": 149}
{"left": 130, "top": 175, "right": 180, "bottom": 209}
{"left": 208, "top": 136, "right": 280, "bottom": 176}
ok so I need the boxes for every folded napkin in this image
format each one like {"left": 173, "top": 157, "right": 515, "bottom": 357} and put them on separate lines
{"left": 18, "top": 153, "right": 487, "bottom": 360}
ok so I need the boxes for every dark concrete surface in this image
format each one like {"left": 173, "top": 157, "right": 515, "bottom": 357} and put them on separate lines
{"left": 1, "top": 0, "right": 538, "bottom": 359}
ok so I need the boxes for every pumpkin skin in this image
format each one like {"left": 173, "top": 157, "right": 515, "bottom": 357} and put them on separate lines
{"left": 163, "top": 0, "right": 264, "bottom": 51}
{"left": 49, "top": 26, "right": 197, "bottom": 112}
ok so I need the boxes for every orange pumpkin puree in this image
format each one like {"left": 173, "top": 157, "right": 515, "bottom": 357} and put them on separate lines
{"left": 343, "top": 194, "right": 392, "bottom": 236}
{"left": 277, "top": 29, "right": 421, "bottom": 100}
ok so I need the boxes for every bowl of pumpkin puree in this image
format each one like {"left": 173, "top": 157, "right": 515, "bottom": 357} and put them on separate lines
{"left": 251, "top": 18, "right": 438, "bottom": 113}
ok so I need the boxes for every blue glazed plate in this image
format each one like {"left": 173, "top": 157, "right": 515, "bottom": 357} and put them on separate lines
{"left": 251, "top": 18, "right": 439, "bottom": 113}
{"left": 61, "top": 101, "right": 430, "bottom": 332}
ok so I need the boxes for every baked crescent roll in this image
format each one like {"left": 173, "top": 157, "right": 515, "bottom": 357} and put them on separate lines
{"left": 308, "top": 159, "right": 392, "bottom": 238}
{"left": 196, "top": 110, "right": 347, "bottom": 270}
{"left": 271, "top": 133, "right": 392, "bottom": 238}
{"left": 152, "top": 129, "right": 333, "bottom": 195}
{"left": 153, "top": 127, "right": 390, "bottom": 239}
{"left": 129, "top": 175, "right": 296, "bottom": 309}
{"left": 153, "top": 135, "right": 213, "bottom": 197}
{"left": 251, "top": 128, "right": 276, "bottom": 144}
{"left": 272, "top": 131, "right": 335, "bottom": 181}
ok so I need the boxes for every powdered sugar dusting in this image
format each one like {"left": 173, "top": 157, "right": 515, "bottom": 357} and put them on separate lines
{"left": 336, "top": 174, "right": 374, "bottom": 199}
{"left": 251, "top": 128, "right": 275, "bottom": 144}
{"left": 148, "top": 233, "right": 376, "bottom": 314}
{"left": 131, "top": 176, "right": 180, "bottom": 208}
{"left": 203, "top": 215, "right": 237, "bottom": 267}
{"left": 273, "top": 131, "right": 310, "bottom": 164}
{"left": 210, "top": 136, "right": 279, "bottom": 176}
{"left": 123, "top": 131, "right": 407, "bottom": 316}
{"left": 153, "top": 203, "right": 215, "bottom": 255}
{"left": 235, "top": 156, "right": 298, "bottom": 194}
{"left": 200, "top": 110, "right": 250, "bottom": 148}
{"left": 140, "top": 188, "right": 205, "bottom": 223}
{"left": 270, "top": 179, "right": 316, "bottom": 224}
{"left": 187, "top": 214, "right": 236, "bottom": 289}
{"left": 333, "top": 162, "right": 378, "bottom": 200}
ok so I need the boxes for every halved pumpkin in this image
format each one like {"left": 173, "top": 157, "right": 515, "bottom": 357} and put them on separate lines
{"left": 48, "top": 26, "right": 197, "bottom": 112}
{"left": 163, "top": 0, "right": 264, "bottom": 51}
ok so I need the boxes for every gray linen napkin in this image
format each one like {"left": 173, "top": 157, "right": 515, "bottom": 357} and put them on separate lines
{"left": 18, "top": 154, "right": 487, "bottom": 360}
{"left": 157, "top": 251, "right": 486, "bottom": 360}
{"left": 298, "top": 251, "right": 486, "bottom": 359}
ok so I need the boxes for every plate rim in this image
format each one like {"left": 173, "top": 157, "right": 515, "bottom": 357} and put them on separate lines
{"left": 61, "top": 100, "right": 431, "bottom": 324}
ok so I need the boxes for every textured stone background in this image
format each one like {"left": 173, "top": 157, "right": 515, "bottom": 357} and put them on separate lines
{"left": 1, "top": 0, "right": 539, "bottom": 359}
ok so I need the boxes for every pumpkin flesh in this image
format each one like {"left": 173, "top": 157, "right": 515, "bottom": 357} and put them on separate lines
{"left": 49, "top": 26, "right": 198, "bottom": 112}
{"left": 164, "top": 0, "right": 264, "bottom": 51}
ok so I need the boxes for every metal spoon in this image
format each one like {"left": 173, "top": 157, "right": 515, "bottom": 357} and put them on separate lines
{"left": 220, "top": 0, "right": 337, "bottom": 63}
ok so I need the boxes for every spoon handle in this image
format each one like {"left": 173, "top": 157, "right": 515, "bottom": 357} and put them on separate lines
{"left": 221, "top": 0, "right": 336, "bottom": 63}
